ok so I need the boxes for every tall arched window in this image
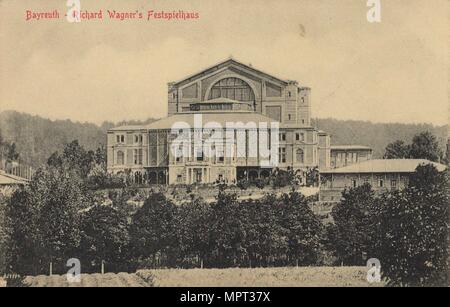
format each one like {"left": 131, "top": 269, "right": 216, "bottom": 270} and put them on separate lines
{"left": 296, "top": 149, "right": 304, "bottom": 164}
{"left": 116, "top": 151, "right": 124, "bottom": 165}
{"left": 208, "top": 77, "right": 255, "bottom": 103}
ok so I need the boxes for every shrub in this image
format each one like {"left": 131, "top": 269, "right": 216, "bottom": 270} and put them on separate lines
{"left": 326, "top": 183, "right": 376, "bottom": 265}
{"left": 372, "top": 164, "right": 449, "bottom": 286}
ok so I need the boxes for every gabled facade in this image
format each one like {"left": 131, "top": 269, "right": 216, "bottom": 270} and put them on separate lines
{"left": 167, "top": 58, "right": 312, "bottom": 128}
{"left": 107, "top": 58, "right": 333, "bottom": 185}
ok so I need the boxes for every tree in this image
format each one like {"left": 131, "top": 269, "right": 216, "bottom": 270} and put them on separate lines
{"left": 209, "top": 190, "right": 246, "bottom": 267}
{"left": 271, "top": 168, "right": 300, "bottom": 188}
{"left": 372, "top": 164, "right": 449, "bottom": 286}
{"left": 0, "top": 195, "right": 9, "bottom": 276}
{"left": 327, "top": 183, "right": 376, "bottom": 265}
{"left": 383, "top": 140, "right": 410, "bottom": 159}
{"left": 4, "top": 188, "right": 41, "bottom": 275}
{"left": 278, "top": 191, "right": 324, "bottom": 265}
{"left": 129, "top": 193, "right": 178, "bottom": 267}
{"left": 5, "top": 167, "right": 86, "bottom": 275}
{"left": 0, "top": 131, "right": 20, "bottom": 164}
{"left": 305, "top": 167, "right": 320, "bottom": 187}
{"left": 33, "top": 167, "right": 85, "bottom": 274}
{"left": 240, "top": 195, "right": 287, "bottom": 267}
{"left": 175, "top": 198, "right": 212, "bottom": 268}
{"left": 80, "top": 204, "right": 130, "bottom": 273}
{"left": 47, "top": 140, "right": 95, "bottom": 178}
{"left": 409, "top": 131, "right": 442, "bottom": 162}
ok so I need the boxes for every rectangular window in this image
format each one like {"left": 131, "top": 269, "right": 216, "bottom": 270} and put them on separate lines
{"left": 296, "top": 133, "right": 300, "bottom": 141}
{"left": 279, "top": 133, "right": 286, "bottom": 141}
{"left": 117, "top": 134, "right": 125, "bottom": 144}
{"left": 134, "top": 149, "right": 143, "bottom": 165}
{"left": 379, "top": 179, "right": 384, "bottom": 188}
{"left": 196, "top": 147, "right": 203, "bottom": 161}
{"left": 391, "top": 179, "right": 397, "bottom": 189}
{"left": 278, "top": 147, "right": 286, "bottom": 163}
{"left": 352, "top": 179, "right": 357, "bottom": 188}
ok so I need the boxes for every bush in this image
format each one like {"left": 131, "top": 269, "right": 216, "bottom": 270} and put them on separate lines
{"left": 80, "top": 204, "right": 131, "bottom": 273}
{"left": 372, "top": 164, "right": 449, "bottom": 286}
{"left": 326, "top": 183, "right": 376, "bottom": 265}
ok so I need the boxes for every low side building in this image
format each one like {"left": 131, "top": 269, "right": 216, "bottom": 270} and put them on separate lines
{"left": 0, "top": 170, "right": 29, "bottom": 196}
{"left": 319, "top": 159, "right": 447, "bottom": 202}
{"left": 330, "top": 145, "right": 372, "bottom": 169}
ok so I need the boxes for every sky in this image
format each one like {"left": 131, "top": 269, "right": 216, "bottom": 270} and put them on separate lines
{"left": 0, "top": 0, "right": 448, "bottom": 126}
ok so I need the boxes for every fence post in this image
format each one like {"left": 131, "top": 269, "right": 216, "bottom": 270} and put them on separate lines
{"left": 101, "top": 260, "right": 105, "bottom": 274}
{"left": 49, "top": 262, "right": 53, "bottom": 276}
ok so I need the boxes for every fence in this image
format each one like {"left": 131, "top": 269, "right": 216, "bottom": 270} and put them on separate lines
{"left": 0, "top": 159, "right": 34, "bottom": 180}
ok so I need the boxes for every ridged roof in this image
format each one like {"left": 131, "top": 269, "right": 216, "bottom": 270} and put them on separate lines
{"left": 321, "top": 159, "right": 447, "bottom": 174}
{"left": 109, "top": 112, "right": 279, "bottom": 131}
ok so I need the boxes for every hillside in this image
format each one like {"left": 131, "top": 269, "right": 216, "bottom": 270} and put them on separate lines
{"left": 0, "top": 110, "right": 447, "bottom": 168}
{"left": 313, "top": 118, "right": 448, "bottom": 159}
{"left": 0, "top": 111, "right": 155, "bottom": 167}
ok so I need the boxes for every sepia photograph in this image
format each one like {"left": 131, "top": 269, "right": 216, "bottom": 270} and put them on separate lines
{"left": 0, "top": 0, "right": 449, "bottom": 294}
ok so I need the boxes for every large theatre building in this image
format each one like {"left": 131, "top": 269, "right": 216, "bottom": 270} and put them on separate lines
{"left": 107, "top": 58, "right": 332, "bottom": 184}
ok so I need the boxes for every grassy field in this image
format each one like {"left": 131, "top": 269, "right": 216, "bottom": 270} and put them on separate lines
{"left": 137, "top": 267, "right": 383, "bottom": 287}
{"left": 15, "top": 267, "right": 384, "bottom": 287}
{"left": 21, "top": 272, "right": 149, "bottom": 287}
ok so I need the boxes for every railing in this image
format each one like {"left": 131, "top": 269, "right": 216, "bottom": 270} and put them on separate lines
{"left": 0, "top": 159, "right": 34, "bottom": 180}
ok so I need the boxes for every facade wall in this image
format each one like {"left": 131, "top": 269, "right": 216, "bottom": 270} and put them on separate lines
{"left": 108, "top": 126, "right": 325, "bottom": 184}
{"left": 330, "top": 149, "right": 373, "bottom": 169}
{"left": 319, "top": 172, "right": 410, "bottom": 202}
{"left": 107, "top": 60, "right": 338, "bottom": 185}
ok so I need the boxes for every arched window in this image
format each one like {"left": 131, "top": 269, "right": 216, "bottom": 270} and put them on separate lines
{"left": 296, "top": 149, "right": 304, "bottom": 164}
{"left": 116, "top": 151, "right": 124, "bottom": 165}
{"left": 208, "top": 77, "right": 255, "bottom": 103}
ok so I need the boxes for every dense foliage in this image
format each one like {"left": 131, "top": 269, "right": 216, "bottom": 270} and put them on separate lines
{"left": 371, "top": 164, "right": 449, "bottom": 286}
{"left": 328, "top": 164, "right": 449, "bottom": 286}
{"left": 0, "top": 196, "right": 7, "bottom": 276}
{"left": 383, "top": 131, "right": 444, "bottom": 162}
{"left": 0, "top": 132, "right": 448, "bottom": 286}
{"left": 326, "top": 184, "right": 376, "bottom": 265}
{"left": 0, "top": 110, "right": 156, "bottom": 167}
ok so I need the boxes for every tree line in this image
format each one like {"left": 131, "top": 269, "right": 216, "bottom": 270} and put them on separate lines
{"left": 0, "top": 162, "right": 447, "bottom": 286}
{"left": 0, "top": 133, "right": 448, "bottom": 286}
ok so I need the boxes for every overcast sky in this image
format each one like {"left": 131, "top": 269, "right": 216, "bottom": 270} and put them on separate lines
{"left": 0, "top": 0, "right": 448, "bottom": 126}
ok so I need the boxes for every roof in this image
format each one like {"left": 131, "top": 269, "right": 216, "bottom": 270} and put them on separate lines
{"left": 0, "top": 170, "right": 29, "bottom": 185}
{"left": 330, "top": 145, "right": 372, "bottom": 151}
{"left": 146, "top": 112, "right": 278, "bottom": 130}
{"left": 321, "top": 159, "right": 447, "bottom": 174}
{"left": 109, "top": 112, "right": 279, "bottom": 131}
{"left": 171, "top": 58, "right": 290, "bottom": 87}
{"left": 108, "top": 125, "right": 149, "bottom": 131}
